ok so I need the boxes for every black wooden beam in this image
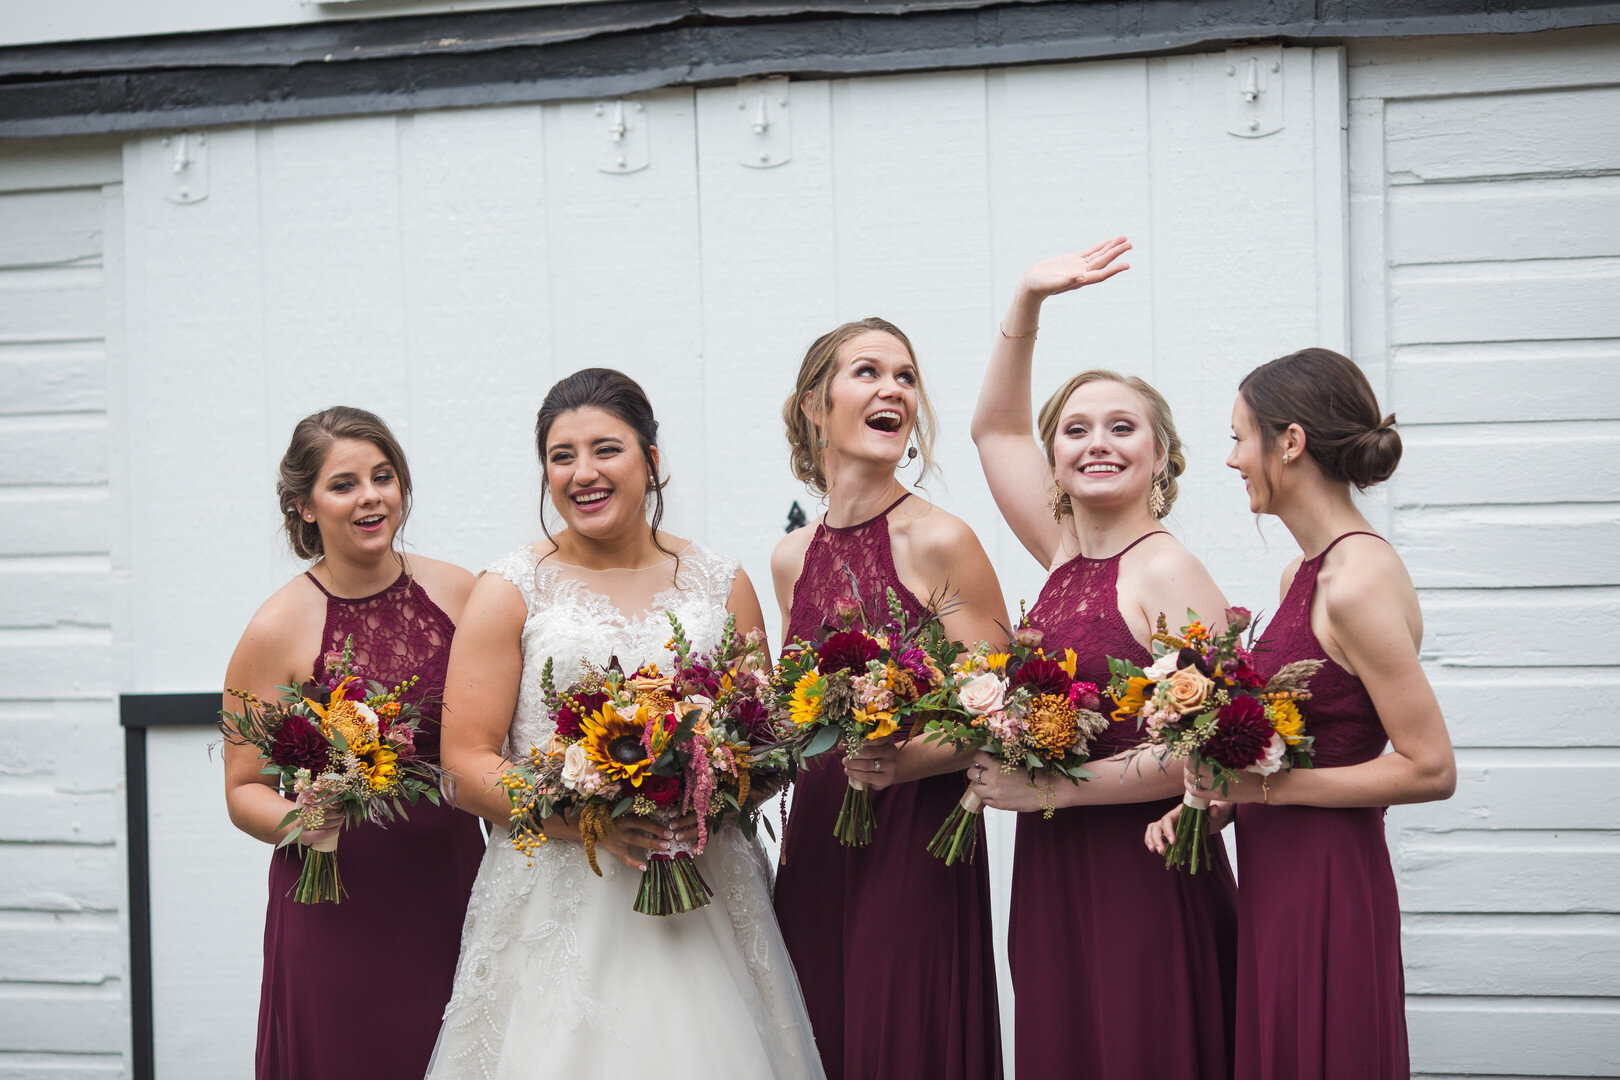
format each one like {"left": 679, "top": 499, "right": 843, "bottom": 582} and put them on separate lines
{"left": 3, "top": 0, "right": 1619, "bottom": 137}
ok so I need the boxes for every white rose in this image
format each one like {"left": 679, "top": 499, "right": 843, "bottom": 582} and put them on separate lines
{"left": 1144, "top": 653, "right": 1181, "bottom": 680}
{"left": 1249, "top": 732, "right": 1287, "bottom": 777}
{"left": 959, "top": 673, "right": 1008, "bottom": 717}
{"left": 561, "top": 742, "right": 589, "bottom": 790}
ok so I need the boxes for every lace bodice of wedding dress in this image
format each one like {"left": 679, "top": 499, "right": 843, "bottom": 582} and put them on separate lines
{"left": 427, "top": 543, "right": 823, "bottom": 1080}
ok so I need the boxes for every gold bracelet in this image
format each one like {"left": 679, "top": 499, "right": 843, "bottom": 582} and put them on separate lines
{"left": 1261, "top": 776, "right": 1271, "bottom": 805}
{"left": 999, "top": 323, "right": 1038, "bottom": 339}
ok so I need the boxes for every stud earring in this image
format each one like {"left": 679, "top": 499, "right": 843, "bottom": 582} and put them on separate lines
{"left": 1148, "top": 475, "right": 1167, "bottom": 518}
{"left": 303, "top": 513, "right": 314, "bottom": 523}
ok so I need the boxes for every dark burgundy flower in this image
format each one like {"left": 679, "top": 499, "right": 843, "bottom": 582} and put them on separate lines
{"left": 1180, "top": 646, "right": 1214, "bottom": 677}
{"left": 555, "top": 690, "right": 609, "bottom": 739}
{"left": 1068, "top": 681, "right": 1102, "bottom": 712}
{"left": 1011, "top": 656, "right": 1070, "bottom": 697}
{"left": 678, "top": 664, "right": 721, "bottom": 699}
{"left": 297, "top": 680, "right": 331, "bottom": 707}
{"left": 1228, "top": 661, "right": 1266, "bottom": 690}
{"left": 730, "top": 697, "right": 774, "bottom": 745}
{"left": 270, "top": 714, "right": 330, "bottom": 773}
{"left": 642, "top": 774, "right": 681, "bottom": 808}
{"left": 817, "top": 631, "right": 881, "bottom": 674}
{"left": 1203, "top": 696, "right": 1271, "bottom": 770}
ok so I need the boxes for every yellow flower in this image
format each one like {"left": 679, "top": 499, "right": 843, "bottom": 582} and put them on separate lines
{"left": 1111, "top": 676, "right": 1154, "bottom": 722}
{"left": 320, "top": 697, "right": 378, "bottom": 747}
{"left": 582, "top": 702, "right": 659, "bottom": 787}
{"left": 857, "top": 707, "right": 898, "bottom": 740}
{"left": 1268, "top": 698, "right": 1305, "bottom": 745}
{"left": 1058, "top": 648, "right": 1079, "bottom": 679}
{"left": 984, "top": 652, "right": 1011, "bottom": 674}
{"left": 1024, "top": 694, "right": 1079, "bottom": 756}
{"left": 353, "top": 739, "right": 399, "bottom": 791}
{"left": 789, "top": 672, "right": 823, "bottom": 727}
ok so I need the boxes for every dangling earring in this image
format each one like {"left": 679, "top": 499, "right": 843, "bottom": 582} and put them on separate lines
{"left": 816, "top": 434, "right": 827, "bottom": 450}
{"left": 1049, "top": 481, "right": 1068, "bottom": 522}
{"left": 898, "top": 443, "right": 919, "bottom": 469}
{"left": 1148, "top": 475, "right": 1167, "bottom": 518}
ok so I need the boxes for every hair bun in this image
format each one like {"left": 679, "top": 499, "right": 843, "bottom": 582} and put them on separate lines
{"left": 1342, "top": 418, "right": 1401, "bottom": 489}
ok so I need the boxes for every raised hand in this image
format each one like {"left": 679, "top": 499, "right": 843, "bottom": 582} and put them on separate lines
{"left": 1018, "top": 236, "right": 1133, "bottom": 301}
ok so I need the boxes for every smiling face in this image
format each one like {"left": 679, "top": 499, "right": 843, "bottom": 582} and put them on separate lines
{"left": 544, "top": 406, "right": 657, "bottom": 542}
{"left": 1227, "top": 393, "right": 1278, "bottom": 513}
{"left": 811, "top": 330, "right": 918, "bottom": 469}
{"left": 1050, "top": 380, "right": 1165, "bottom": 514}
{"left": 300, "top": 438, "right": 403, "bottom": 560}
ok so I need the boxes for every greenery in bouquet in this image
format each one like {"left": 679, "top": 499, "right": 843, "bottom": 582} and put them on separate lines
{"left": 501, "top": 612, "right": 784, "bottom": 915}
{"left": 920, "top": 620, "right": 1110, "bottom": 865}
{"left": 218, "top": 634, "right": 444, "bottom": 903}
{"left": 775, "top": 583, "right": 958, "bottom": 847}
{"left": 1108, "top": 606, "right": 1320, "bottom": 873}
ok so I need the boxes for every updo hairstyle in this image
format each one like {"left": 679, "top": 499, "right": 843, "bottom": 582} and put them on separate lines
{"left": 782, "top": 317, "right": 940, "bottom": 497}
{"left": 277, "top": 406, "right": 412, "bottom": 561}
{"left": 534, "top": 367, "right": 677, "bottom": 563}
{"left": 1239, "top": 347, "right": 1400, "bottom": 490}
{"left": 1036, "top": 369, "right": 1185, "bottom": 519}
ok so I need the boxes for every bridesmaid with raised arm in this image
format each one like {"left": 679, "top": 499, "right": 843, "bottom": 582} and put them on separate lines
{"left": 221, "top": 407, "right": 485, "bottom": 1080}
{"left": 771, "top": 318, "right": 1007, "bottom": 1080}
{"left": 968, "top": 240, "right": 1238, "bottom": 1080}
{"left": 1149, "top": 348, "right": 1456, "bottom": 1079}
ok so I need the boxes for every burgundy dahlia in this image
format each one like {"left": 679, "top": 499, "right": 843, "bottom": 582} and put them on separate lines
{"left": 269, "top": 713, "right": 331, "bottom": 773}
{"left": 1011, "top": 656, "right": 1070, "bottom": 697}
{"left": 555, "top": 690, "right": 610, "bottom": 739}
{"left": 730, "top": 697, "right": 774, "bottom": 745}
{"left": 817, "top": 630, "right": 881, "bottom": 674}
{"left": 1202, "top": 696, "right": 1272, "bottom": 770}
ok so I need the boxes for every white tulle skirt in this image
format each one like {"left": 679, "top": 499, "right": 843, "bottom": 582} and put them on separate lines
{"left": 427, "top": 823, "right": 824, "bottom": 1080}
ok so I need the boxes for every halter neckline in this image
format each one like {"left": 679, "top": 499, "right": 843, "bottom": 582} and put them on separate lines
{"left": 303, "top": 568, "right": 405, "bottom": 603}
{"left": 1303, "top": 531, "right": 1384, "bottom": 563}
{"left": 823, "top": 492, "right": 912, "bottom": 533}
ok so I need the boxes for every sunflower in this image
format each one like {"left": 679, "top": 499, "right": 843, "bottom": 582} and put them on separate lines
{"left": 983, "top": 652, "right": 1012, "bottom": 674}
{"left": 789, "top": 672, "right": 823, "bottom": 727}
{"left": 352, "top": 738, "right": 399, "bottom": 791}
{"left": 1267, "top": 697, "right": 1305, "bottom": 745}
{"left": 581, "top": 702, "right": 657, "bottom": 787}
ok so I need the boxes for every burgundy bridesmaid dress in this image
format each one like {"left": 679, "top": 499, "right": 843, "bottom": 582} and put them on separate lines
{"left": 773, "top": 494, "right": 1003, "bottom": 1080}
{"left": 255, "top": 572, "right": 486, "bottom": 1080}
{"left": 1012, "top": 531, "right": 1237, "bottom": 1080}
{"left": 1237, "top": 532, "right": 1409, "bottom": 1079}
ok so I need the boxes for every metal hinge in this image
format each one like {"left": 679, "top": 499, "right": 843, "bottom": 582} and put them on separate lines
{"left": 735, "top": 77, "right": 791, "bottom": 168}
{"left": 1225, "top": 47, "right": 1284, "bottom": 139}
{"left": 596, "top": 100, "right": 649, "bottom": 175}
{"left": 162, "top": 133, "right": 208, "bottom": 204}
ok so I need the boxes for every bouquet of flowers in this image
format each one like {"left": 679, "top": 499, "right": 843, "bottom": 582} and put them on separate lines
{"left": 775, "top": 588, "right": 956, "bottom": 847}
{"left": 501, "top": 613, "right": 787, "bottom": 915}
{"left": 218, "top": 635, "right": 443, "bottom": 903}
{"left": 919, "top": 622, "right": 1110, "bottom": 865}
{"left": 1108, "top": 607, "right": 1320, "bottom": 873}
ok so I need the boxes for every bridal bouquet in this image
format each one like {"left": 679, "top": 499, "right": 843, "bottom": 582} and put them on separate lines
{"left": 776, "top": 588, "right": 955, "bottom": 847}
{"left": 1108, "top": 607, "right": 1319, "bottom": 873}
{"left": 502, "top": 613, "right": 786, "bottom": 915}
{"left": 218, "top": 635, "right": 444, "bottom": 903}
{"left": 919, "top": 623, "right": 1109, "bottom": 865}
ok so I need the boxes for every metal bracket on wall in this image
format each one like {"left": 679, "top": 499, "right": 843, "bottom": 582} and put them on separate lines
{"left": 736, "top": 77, "right": 791, "bottom": 168}
{"left": 1225, "top": 46, "right": 1284, "bottom": 139}
{"left": 163, "top": 132, "right": 208, "bottom": 203}
{"left": 596, "top": 100, "right": 649, "bottom": 174}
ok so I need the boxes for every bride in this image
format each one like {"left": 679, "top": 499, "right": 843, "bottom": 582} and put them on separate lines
{"left": 428, "top": 368, "right": 824, "bottom": 1079}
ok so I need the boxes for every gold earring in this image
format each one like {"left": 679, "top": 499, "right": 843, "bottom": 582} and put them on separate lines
{"left": 1148, "top": 475, "right": 1167, "bottom": 518}
{"left": 1049, "top": 482, "right": 1068, "bottom": 521}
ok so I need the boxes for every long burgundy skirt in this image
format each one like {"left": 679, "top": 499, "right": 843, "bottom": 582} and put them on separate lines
{"left": 774, "top": 756, "right": 1003, "bottom": 1080}
{"left": 1010, "top": 797, "right": 1237, "bottom": 1080}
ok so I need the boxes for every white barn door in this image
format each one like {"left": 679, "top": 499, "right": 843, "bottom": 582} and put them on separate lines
{"left": 119, "top": 47, "right": 1347, "bottom": 1079}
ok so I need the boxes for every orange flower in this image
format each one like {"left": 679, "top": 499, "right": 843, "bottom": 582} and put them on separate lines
{"left": 1111, "top": 676, "right": 1154, "bottom": 722}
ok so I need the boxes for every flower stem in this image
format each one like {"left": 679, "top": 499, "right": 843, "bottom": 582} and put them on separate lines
{"left": 291, "top": 848, "right": 345, "bottom": 904}
{"left": 833, "top": 780, "right": 876, "bottom": 847}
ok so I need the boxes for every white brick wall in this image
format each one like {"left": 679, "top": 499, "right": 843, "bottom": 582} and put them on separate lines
{"left": 0, "top": 141, "right": 129, "bottom": 1079}
{"left": 1348, "top": 29, "right": 1620, "bottom": 1078}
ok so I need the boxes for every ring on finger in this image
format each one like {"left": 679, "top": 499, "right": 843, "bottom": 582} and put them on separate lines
{"left": 872, "top": 760, "right": 882, "bottom": 773}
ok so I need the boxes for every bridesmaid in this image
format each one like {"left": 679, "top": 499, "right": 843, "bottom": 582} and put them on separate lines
{"left": 221, "top": 407, "right": 485, "bottom": 1080}
{"left": 771, "top": 317, "right": 1008, "bottom": 1080}
{"left": 1151, "top": 347, "right": 1456, "bottom": 1079}
{"left": 968, "top": 240, "right": 1238, "bottom": 1080}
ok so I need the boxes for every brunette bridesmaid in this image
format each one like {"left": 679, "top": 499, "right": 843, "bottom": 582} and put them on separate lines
{"left": 969, "top": 240, "right": 1237, "bottom": 1079}
{"left": 221, "top": 407, "right": 485, "bottom": 1080}
{"left": 1150, "top": 348, "right": 1456, "bottom": 1079}
{"left": 771, "top": 318, "right": 1007, "bottom": 1080}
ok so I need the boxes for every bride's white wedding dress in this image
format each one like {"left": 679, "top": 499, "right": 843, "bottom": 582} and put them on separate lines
{"left": 427, "top": 543, "right": 823, "bottom": 1080}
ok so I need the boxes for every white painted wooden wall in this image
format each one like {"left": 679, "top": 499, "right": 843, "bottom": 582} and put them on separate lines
{"left": 1347, "top": 32, "right": 1620, "bottom": 1079}
{"left": 0, "top": 28, "right": 1615, "bottom": 1080}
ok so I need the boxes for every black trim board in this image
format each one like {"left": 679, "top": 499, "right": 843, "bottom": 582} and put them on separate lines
{"left": 119, "top": 691, "right": 218, "bottom": 1080}
{"left": 5, "top": 0, "right": 1620, "bottom": 137}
